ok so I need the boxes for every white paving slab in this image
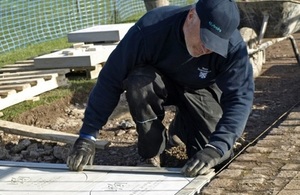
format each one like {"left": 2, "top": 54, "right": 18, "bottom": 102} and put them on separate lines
{"left": 67, "top": 23, "right": 135, "bottom": 43}
{"left": 0, "top": 161, "right": 215, "bottom": 195}
{"left": 34, "top": 44, "right": 117, "bottom": 69}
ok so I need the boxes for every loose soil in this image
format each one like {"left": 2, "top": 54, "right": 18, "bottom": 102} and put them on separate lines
{"left": 1, "top": 33, "right": 300, "bottom": 170}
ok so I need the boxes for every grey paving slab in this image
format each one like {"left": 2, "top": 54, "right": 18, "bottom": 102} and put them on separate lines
{"left": 67, "top": 23, "right": 134, "bottom": 43}
{"left": 176, "top": 171, "right": 215, "bottom": 195}
{"left": 0, "top": 161, "right": 215, "bottom": 195}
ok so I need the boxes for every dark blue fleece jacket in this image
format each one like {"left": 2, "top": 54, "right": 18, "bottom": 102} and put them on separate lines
{"left": 80, "top": 5, "right": 254, "bottom": 155}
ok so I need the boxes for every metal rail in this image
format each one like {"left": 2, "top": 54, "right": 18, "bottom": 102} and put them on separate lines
{"left": 248, "top": 35, "right": 300, "bottom": 65}
{"left": 247, "top": 14, "right": 300, "bottom": 66}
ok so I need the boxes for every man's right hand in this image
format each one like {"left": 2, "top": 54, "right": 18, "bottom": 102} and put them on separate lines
{"left": 67, "top": 136, "right": 95, "bottom": 171}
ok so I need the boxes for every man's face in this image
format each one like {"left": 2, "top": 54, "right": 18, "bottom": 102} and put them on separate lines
{"left": 183, "top": 8, "right": 212, "bottom": 57}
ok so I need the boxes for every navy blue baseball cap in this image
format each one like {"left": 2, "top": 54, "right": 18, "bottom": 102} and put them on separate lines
{"left": 196, "top": 0, "right": 240, "bottom": 57}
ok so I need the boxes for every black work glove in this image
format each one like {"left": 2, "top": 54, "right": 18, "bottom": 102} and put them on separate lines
{"left": 67, "top": 137, "right": 95, "bottom": 171}
{"left": 181, "top": 146, "right": 222, "bottom": 177}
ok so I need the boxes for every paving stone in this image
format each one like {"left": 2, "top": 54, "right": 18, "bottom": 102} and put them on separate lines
{"left": 34, "top": 45, "right": 114, "bottom": 68}
{"left": 177, "top": 172, "right": 215, "bottom": 195}
{"left": 290, "top": 139, "right": 300, "bottom": 146}
{"left": 234, "top": 153, "right": 266, "bottom": 162}
{"left": 228, "top": 162, "right": 272, "bottom": 170}
{"left": 263, "top": 135, "right": 285, "bottom": 140}
{"left": 67, "top": 23, "right": 134, "bottom": 43}
{"left": 277, "top": 171, "right": 299, "bottom": 178}
{"left": 224, "top": 193, "right": 260, "bottom": 195}
{"left": 294, "top": 174, "right": 300, "bottom": 180}
{"left": 268, "top": 127, "right": 287, "bottom": 135}
{"left": 294, "top": 126, "right": 300, "bottom": 132}
{"left": 242, "top": 173, "right": 269, "bottom": 180}
{"left": 204, "top": 178, "right": 236, "bottom": 188}
{"left": 204, "top": 103, "right": 300, "bottom": 194}
{"left": 280, "top": 119, "right": 300, "bottom": 126}
{"left": 202, "top": 191, "right": 257, "bottom": 195}
{"left": 246, "top": 146, "right": 273, "bottom": 153}
{"left": 277, "top": 189, "right": 300, "bottom": 195}
{"left": 282, "top": 179, "right": 300, "bottom": 190}
{"left": 240, "top": 178, "right": 267, "bottom": 190}
{"left": 281, "top": 164, "right": 300, "bottom": 170}
{"left": 252, "top": 166, "right": 278, "bottom": 176}
{"left": 268, "top": 151, "right": 291, "bottom": 160}
{"left": 283, "top": 134, "right": 300, "bottom": 139}
{"left": 216, "top": 169, "right": 243, "bottom": 178}
{"left": 287, "top": 154, "right": 300, "bottom": 163}
{"left": 272, "top": 177, "right": 291, "bottom": 188}
{"left": 255, "top": 139, "right": 287, "bottom": 147}
{"left": 200, "top": 188, "right": 225, "bottom": 195}
{"left": 278, "top": 145, "right": 297, "bottom": 152}
{"left": 251, "top": 166, "right": 274, "bottom": 171}
{"left": 286, "top": 111, "right": 300, "bottom": 119}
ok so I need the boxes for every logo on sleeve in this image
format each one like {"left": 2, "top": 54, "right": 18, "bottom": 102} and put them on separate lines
{"left": 197, "top": 67, "right": 211, "bottom": 79}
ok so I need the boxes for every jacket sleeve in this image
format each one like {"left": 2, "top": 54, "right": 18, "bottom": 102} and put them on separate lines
{"left": 209, "top": 41, "right": 254, "bottom": 155}
{"left": 79, "top": 25, "right": 145, "bottom": 138}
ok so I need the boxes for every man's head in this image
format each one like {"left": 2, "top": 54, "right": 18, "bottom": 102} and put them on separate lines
{"left": 197, "top": 0, "right": 240, "bottom": 57}
{"left": 183, "top": 0, "right": 240, "bottom": 58}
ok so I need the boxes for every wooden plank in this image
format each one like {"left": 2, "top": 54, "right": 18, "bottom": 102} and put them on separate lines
{"left": 0, "top": 83, "right": 31, "bottom": 91}
{"left": 0, "top": 68, "right": 70, "bottom": 76}
{"left": 66, "top": 64, "right": 103, "bottom": 79}
{"left": 0, "top": 78, "right": 45, "bottom": 86}
{"left": 0, "top": 89, "right": 16, "bottom": 97}
{"left": 0, "top": 61, "right": 101, "bottom": 80}
{"left": 0, "top": 66, "right": 39, "bottom": 73}
{"left": 0, "top": 73, "right": 57, "bottom": 82}
{"left": 87, "top": 64, "right": 102, "bottom": 79}
{"left": 0, "top": 76, "right": 63, "bottom": 110}
{"left": 0, "top": 120, "right": 109, "bottom": 149}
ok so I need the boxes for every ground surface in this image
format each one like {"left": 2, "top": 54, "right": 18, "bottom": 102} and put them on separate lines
{"left": 1, "top": 33, "right": 300, "bottom": 172}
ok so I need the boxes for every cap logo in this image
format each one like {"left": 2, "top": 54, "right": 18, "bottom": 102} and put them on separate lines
{"left": 208, "top": 21, "right": 222, "bottom": 33}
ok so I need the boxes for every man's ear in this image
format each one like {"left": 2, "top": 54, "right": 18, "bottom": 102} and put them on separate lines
{"left": 187, "top": 8, "right": 196, "bottom": 20}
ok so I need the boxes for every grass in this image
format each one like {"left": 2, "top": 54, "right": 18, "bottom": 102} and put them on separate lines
{"left": 0, "top": 38, "right": 72, "bottom": 68}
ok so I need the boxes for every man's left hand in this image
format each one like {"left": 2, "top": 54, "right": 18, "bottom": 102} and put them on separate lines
{"left": 67, "top": 137, "right": 95, "bottom": 171}
{"left": 181, "top": 146, "right": 222, "bottom": 177}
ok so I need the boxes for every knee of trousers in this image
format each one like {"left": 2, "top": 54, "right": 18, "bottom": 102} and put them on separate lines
{"left": 124, "top": 68, "right": 157, "bottom": 104}
{"left": 124, "top": 67, "right": 166, "bottom": 101}
{"left": 124, "top": 66, "right": 158, "bottom": 91}
{"left": 123, "top": 66, "right": 166, "bottom": 121}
